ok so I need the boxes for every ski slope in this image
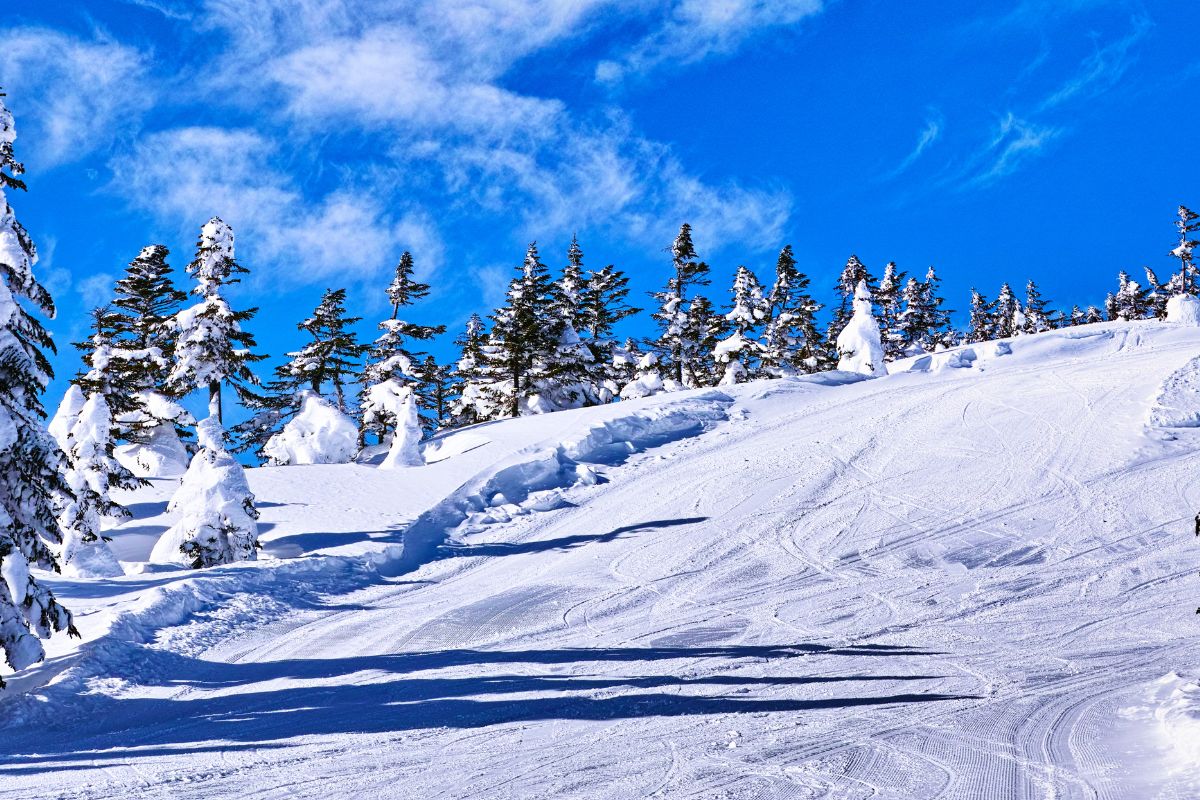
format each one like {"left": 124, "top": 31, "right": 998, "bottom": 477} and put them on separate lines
{"left": 3, "top": 320, "right": 1200, "bottom": 799}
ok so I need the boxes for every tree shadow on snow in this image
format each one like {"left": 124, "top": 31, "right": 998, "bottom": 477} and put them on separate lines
{"left": 0, "top": 642, "right": 971, "bottom": 767}
{"left": 440, "top": 517, "right": 709, "bottom": 558}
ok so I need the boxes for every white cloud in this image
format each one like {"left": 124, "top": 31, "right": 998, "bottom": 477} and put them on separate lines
{"left": 1037, "top": 16, "right": 1152, "bottom": 112}
{"left": 110, "top": 127, "right": 441, "bottom": 287}
{"left": 76, "top": 272, "right": 117, "bottom": 310}
{"left": 883, "top": 113, "right": 944, "bottom": 180}
{"left": 968, "top": 114, "right": 1062, "bottom": 187}
{"left": 597, "top": 0, "right": 822, "bottom": 85}
{"left": 0, "top": 28, "right": 153, "bottom": 167}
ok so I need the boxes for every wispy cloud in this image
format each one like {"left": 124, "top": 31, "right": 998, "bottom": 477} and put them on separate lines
{"left": 1037, "top": 15, "right": 1152, "bottom": 111}
{"left": 0, "top": 27, "right": 153, "bottom": 166}
{"left": 883, "top": 112, "right": 944, "bottom": 181}
{"left": 966, "top": 113, "right": 1062, "bottom": 187}
{"left": 597, "top": 0, "right": 823, "bottom": 85}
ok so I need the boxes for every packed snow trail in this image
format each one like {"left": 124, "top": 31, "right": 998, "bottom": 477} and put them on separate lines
{"left": 2, "top": 321, "right": 1199, "bottom": 799}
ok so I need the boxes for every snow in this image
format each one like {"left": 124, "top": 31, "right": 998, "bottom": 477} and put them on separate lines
{"left": 379, "top": 392, "right": 424, "bottom": 469}
{"left": 1166, "top": 293, "right": 1200, "bottom": 325}
{"left": 2, "top": 319, "right": 1200, "bottom": 797}
{"left": 263, "top": 391, "right": 357, "bottom": 466}
{"left": 836, "top": 279, "right": 886, "bottom": 376}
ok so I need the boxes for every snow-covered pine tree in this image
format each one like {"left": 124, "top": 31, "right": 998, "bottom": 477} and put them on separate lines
{"left": 1144, "top": 267, "right": 1169, "bottom": 320}
{"left": 1170, "top": 205, "right": 1200, "bottom": 295}
{"left": 966, "top": 289, "right": 996, "bottom": 343}
{"left": 759, "top": 244, "right": 823, "bottom": 376}
{"left": 1113, "top": 271, "right": 1150, "bottom": 320}
{"left": 875, "top": 261, "right": 907, "bottom": 360}
{"left": 826, "top": 254, "right": 876, "bottom": 357}
{"left": 1068, "top": 305, "right": 1085, "bottom": 327}
{"left": 1022, "top": 280, "right": 1055, "bottom": 333}
{"left": 836, "top": 280, "right": 886, "bottom": 377}
{"left": 610, "top": 337, "right": 643, "bottom": 392}
{"left": 1104, "top": 292, "right": 1118, "bottom": 321}
{"left": 896, "top": 276, "right": 934, "bottom": 354}
{"left": 107, "top": 245, "right": 195, "bottom": 471}
{"left": 0, "top": 93, "right": 77, "bottom": 682}
{"left": 49, "top": 385, "right": 129, "bottom": 579}
{"left": 714, "top": 265, "right": 766, "bottom": 384}
{"left": 651, "top": 223, "right": 710, "bottom": 388}
{"left": 151, "top": 416, "right": 259, "bottom": 568}
{"left": 360, "top": 253, "right": 445, "bottom": 446}
{"left": 416, "top": 356, "right": 459, "bottom": 434}
{"left": 1084, "top": 305, "right": 1105, "bottom": 324}
{"left": 578, "top": 260, "right": 640, "bottom": 399}
{"left": 449, "top": 313, "right": 491, "bottom": 426}
{"left": 993, "top": 283, "right": 1022, "bottom": 338}
{"left": 481, "top": 242, "right": 563, "bottom": 417}
{"left": 923, "top": 266, "right": 953, "bottom": 348}
{"left": 243, "top": 289, "right": 364, "bottom": 465}
{"left": 543, "top": 239, "right": 602, "bottom": 409}
{"left": 682, "top": 294, "right": 724, "bottom": 387}
{"left": 167, "top": 217, "right": 265, "bottom": 424}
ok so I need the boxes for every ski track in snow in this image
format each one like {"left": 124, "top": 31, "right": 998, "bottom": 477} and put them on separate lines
{"left": 2, "top": 321, "right": 1200, "bottom": 799}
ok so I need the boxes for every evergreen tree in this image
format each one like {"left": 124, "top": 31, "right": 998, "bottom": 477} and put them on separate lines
{"left": 482, "top": 242, "right": 563, "bottom": 417}
{"left": 1104, "top": 292, "right": 1118, "bottom": 322}
{"left": 714, "top": 265, "right": 766, "bottom": 384}
{"left": 1144, "top": 267, "right": 1169, "bottom": 320}
{"left": 923, "top": 266, "right": 954, "bottom": 347}
{"left": 72, "top": 306, "right": 153, "bottom": 426}
{"left": 553, "top": 234, "right": 589, "bottom": 333}
{"left": 1170, "top": 205, "right": 1200, "bottom": 295}
{"left": 360, "top": 253, "right": 444, "bottom": 445}
{"left": 896, "top": 276, "right": 934, "bottom": 354}
{"left": 416, "top": 356, "right": 459, "bottom": 434}
{"left": 1068, "top": 305, "right": 1085, "bottom": 327}
{"left": 450, "top": 313, "right": 490, "bottom": 426}
{"left": 544, "top": 240, "right": 604, "bottom": 408}
{"left": 651, "top": 223, "right": 710, "bottom": 387}
{"left": 166, "top": 217, "right": 265, "bottom": 424}
{"left": 1113, "top": 271, "right": 1150, "bottom": 320}
{"left": 682, "top": 294, "right": 725, "bottom": 387}
{"left": 0, "top": 93, "right": 77, "bottom": 683}
{"left": 875, "top": 261, "right": 907, "bottom": 360}
{"left": 110, "top": 245, "right": 187, "bottom": 402}
{"left": 836, "top": 281, "right": 886, "bottom": 377}
{"left": 994, "top": 283, "right": 1022, "bottom": 338}
{"left": 1084, "top": 305, "right": 1105, "bottom": 324}
{"left": 760, "top": 245, "right": 823, "bottom": 375}
{"left": 966, "top": 289, "right": 996, "bottom": 343}
{"left": 1022, "top": 280, "right": 1055, "bottom": 333}
{"left": 287, "top": 288, "right": 365, "bottom": 408}
{"left": 578, "top": 259, "right": 640, "bottom": 399}
{"left": 826, "top": 254, "right": 876, "bottom": 354}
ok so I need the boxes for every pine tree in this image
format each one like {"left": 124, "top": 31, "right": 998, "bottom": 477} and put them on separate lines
{"left": 759, "top": 245, "right": 823, "bottom": 376}
{"left": 1068, "top": 305, "right": 1085, "bottom": 327}
{"left": 714, "top": 265, "right": 766, "bottom": 384}
{"left": 966, "top": 289, "right": 996, "bottom": 343}
{"left": 360, "top": 253, "right": 445, "bottom": 445}
{"left": 449, "top": 313, "right": 490, "bottom": 426}
{"left": 167, "top": 217, "right": 265, "bottom": 424}
{"left": 72, "top": 306, "right": 153, "bottom": 426}
{"left": 416, "top": 356, "right": 459, "bottom": 434}
{"left": 553, "top": 234, "right": 589, "bottom": 333}
{"left": 1113, "top": 271, "right": 1150, "bottom": 320}
{"left": 1022, "top": 280, "right": 1055, "bottom": 333}
{"left": 543, "top": 241, "right": 603, "bottom": 409}
{"left": 578, "top": 259, "right": 640, "bottom": 399}
{"left": 0, "top": 93, "right": 77, "bottom": 683}
{"left": 288, "top": 289, "right": 365, "bottom": 408}
{"left": 110, "top": 245, "right": 186, "bottom": 399}
{"left": 482, "top": 242, "right": 563, "bottom": 417}
{"left": 1170, "top": 205, "right": 1200, "bottom": 295}
{"left": 651, "top": 223, "right": 710, "bottom": 387}
{"left": 1084, "top": 305, "right": 1105, "bottom": 324}
{"left": 151, "top": 417, "right": 259, "bottom": 569}
{"left": 827, "top": 254, "right": 876, "bottom": 355}
{"left": 1104, "top": 292, "right": 1118, "bottom": 322}
{"left": 896, "top": 276, "right": 934, "bottom": 354}
{"left": 875, "top": 261, "right": 908, "bottom": 360}
{"left": 1144, "top": 267, "right": 1169, "bottom": 320}
{"left": 994, "top": 283, "right": 1022, "bottom": 338}
{"left": 923, "top": 266, "right": 953, "bottom": 347}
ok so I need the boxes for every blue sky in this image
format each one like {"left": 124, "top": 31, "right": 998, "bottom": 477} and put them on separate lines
{"left": 2, "top": 0, "right": 1195, "bottom": 411}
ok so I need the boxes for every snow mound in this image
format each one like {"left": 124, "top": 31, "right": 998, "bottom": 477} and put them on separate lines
{"left": 1147, "top": 355, "right": 1200, "bottom": 428}
{"left": 900, "top": 341, "right": 1012, "bottom": 374}
{"left": 1166, "top": 294, "right": 1200, "bottom": 326}
{"left": 263, "top": 392, "right": 358, "bottom": 466}
{"left": 1150, "top": 673, "right": 1200, "bottom": 769}
{"left": 398, "top": 390, "right": 734, "bottom": 570}
{"left": 115, "top": 425, "right": 190, "bottom": 478}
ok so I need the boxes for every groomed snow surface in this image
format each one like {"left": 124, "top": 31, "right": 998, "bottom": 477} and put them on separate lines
{"left": 3, "top": 319, "right": 1200, "bottom": 799}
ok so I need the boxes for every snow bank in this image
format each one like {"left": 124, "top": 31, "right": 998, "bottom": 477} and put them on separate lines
{"left": 263, "top": 392, "right": 358, "bottom": 466}
{"left": 899, "top": 341, "right": 1012, "bottom": 374}
{"left": 1166, "top": 294, "right": 1200, "bottom": 326}
{"left": 397, "top": 390, "right": 734, "bottom": 569}
{"left": 1149, "top": 673, "right": 1200, "bottom": 770}
{"left": 1147, "top": 355, "right": 1200, "bottom": 428}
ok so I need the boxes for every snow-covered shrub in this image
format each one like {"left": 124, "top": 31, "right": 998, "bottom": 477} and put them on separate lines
{"left": 836, "top": 280, "right": 886, "bottom": 377}
{"left": 262, "top": 391, "right": 357, "bottom": 466}
{"left": 151, "top": 417, "right": 259, "bottom": 568}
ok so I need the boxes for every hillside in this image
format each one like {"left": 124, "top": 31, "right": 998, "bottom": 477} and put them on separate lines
{"left": 3, "top": 320, "right": 1200, "bottom": 799}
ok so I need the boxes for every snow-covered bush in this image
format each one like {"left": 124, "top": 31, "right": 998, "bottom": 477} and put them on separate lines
{"left": 1166, "top": 294, "right": 1200, "bottom": 326}
{"left": 262, "top": 391, "right": 357, "bottom": 466}
{"left": 115, "top": 391, "right": 194, "bottom": 477}
{"left": 151, "top": 417, "right": 259, "bottom": 568}
{"left": 370, "top": 382, "right": 424, "bottom": 469}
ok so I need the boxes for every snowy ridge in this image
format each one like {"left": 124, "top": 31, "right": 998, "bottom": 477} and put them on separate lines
{"left": 397, "top": 389, "right": 734, "bottom": 570}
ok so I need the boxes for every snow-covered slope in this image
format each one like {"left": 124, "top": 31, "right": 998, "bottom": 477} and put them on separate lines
{"left": 3, "top": 320, "right": 1200, "bottom": 799}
